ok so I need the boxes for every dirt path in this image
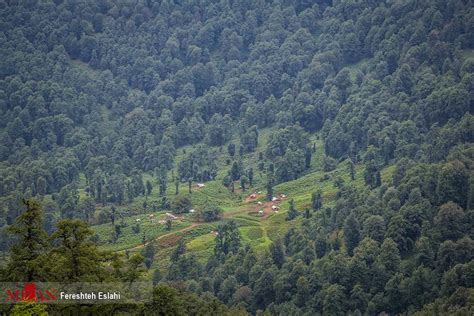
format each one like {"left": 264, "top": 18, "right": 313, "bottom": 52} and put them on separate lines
{"left": 125, "top": 193, "right": 284, "bottom": 252}
{"left": 128, "top": 223, "right": 200, "bottom": 251}
{"left": 125, "top": 207, "right": 252, "bottom": 252}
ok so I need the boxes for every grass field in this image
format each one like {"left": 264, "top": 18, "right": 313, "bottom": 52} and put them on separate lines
{"left": 83, "top": 126, "right": 395, "bottom": 275}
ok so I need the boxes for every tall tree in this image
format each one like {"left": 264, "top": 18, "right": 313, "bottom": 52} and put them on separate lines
{"left": 343, "top": 212, "right": 360, "bottom": 256}
{"left": 5, "top": 199, "right": 48, "bottom": 281}
{"left": 50, "top": 219, "right": 106, "bottom": 281}
{"left": 311, "top": 190, "right": 322, "bottom": 210}
{"left": 267, "top": 177, "right": 274, "bottom": 201}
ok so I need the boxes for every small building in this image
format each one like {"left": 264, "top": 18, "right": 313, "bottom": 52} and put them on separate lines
{"left": 258, "top": 210, "right": 264, "bottom": 215}
{"left": 272, "top": 205, "right": 279, "bottom": 211}
{"left": 189, "top": 209, "right": 195, "bottom": 213}
{"left": 136, "top": 218, "right": 141, "bottom": 222}
{"left": 257, "top": 201, "right": 263, "bottom": 205}
{"left": 197, "top": 183, "right": 205, "bottom": 188}
{"left": 272, "top": 197, "right": 280, "bottom": 202}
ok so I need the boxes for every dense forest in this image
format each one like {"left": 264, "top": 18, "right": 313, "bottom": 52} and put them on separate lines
{"left": 0, "top": 0, "right": 473, "bottom": 314}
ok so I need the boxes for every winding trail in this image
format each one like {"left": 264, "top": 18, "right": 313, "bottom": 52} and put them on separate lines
{"left": 125, "top": 194, "right": 275, "bottom": 251}
{"left": 128, "top": 223, "right": 200, "bottom": 251}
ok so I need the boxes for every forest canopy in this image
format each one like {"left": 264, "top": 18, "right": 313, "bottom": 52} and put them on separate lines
{"left": 0, "top": 0, "right": 473, "bottom": 314}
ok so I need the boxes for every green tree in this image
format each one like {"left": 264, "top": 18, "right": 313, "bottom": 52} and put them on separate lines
{"left": 146, "top": 180, "right": 153, "bottom": 196}
{"left": 166, "top": 219, "right": 172, "bottom": 231}
{"left": 152, "top": 267, "right": 161, "bottom": 285}
{"left": 343, "top": 212, "right": 360, "bottom": 256}
{"left": 150, "top": 284, "right": 186, "bottom": 315}
{"left": 247, "top": 168, "right": 254, "bottom": 186}
{"left": 5, "top": 199, "right": 48, "bottom": 281}
{"left": 348, "top": 159, "right": 356, "bottom": 180}
{"left": 214, "top": 221, "right": 241, "bottom": 259}
{"left": 286, "top": 199, "right": 298, "bottom": 221}
{"left": 434, "top": 202, "right": 466, "bottom": 241}
{"left": 50, "top": 219, "right": 107, "bottom": 281}
{"left": 240, "top": 175, "right": 248, "bottom": 191}
{"left": 322, "top": 284, "right": 346, "bottom": 315}
{"left": 377, "top": 238, "right": 401, "bottom": 273}
{"left": 362, "top": 215, "right": 385, "bottom": 243}
{"left": 311, "top": 190, "right": 322, "bottom": 210}
{"left": 266, "top": 177, "right": 274, "bottom": 201}
{"left": 172, "top": 195, "right": 192, "bottom": 214}
{"left": 142, "top": 243, "right": 156, "bottom": 269}
{"left": 227, "top": 143, "right": 236, "bottom": 157}
{"left": 201, "top": 205, "right": 223, "bottom": 222}
{"left": 269, "top": 239, "right": 285, "bottom": 268}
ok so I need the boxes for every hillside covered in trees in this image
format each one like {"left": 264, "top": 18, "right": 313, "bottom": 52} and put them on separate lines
{"left": 0, "top": 0, "right": 473, "bottom": 314}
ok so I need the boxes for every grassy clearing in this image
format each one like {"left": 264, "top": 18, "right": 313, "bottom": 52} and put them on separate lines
{"left": 92, "top": 212, "right": 191, "bottom": 252}
{"left": 86, "top": 126, "right": 394, "bottom": 268}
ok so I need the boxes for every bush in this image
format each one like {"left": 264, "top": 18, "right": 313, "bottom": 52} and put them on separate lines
{"left": 172, "top": 195, "right": 192, "bottom": 214}
{"left": 200, "top": 205, "right": 223, "bottom": 222}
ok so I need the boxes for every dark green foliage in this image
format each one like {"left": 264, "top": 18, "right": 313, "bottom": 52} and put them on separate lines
{"left": 434, "top": 202, "right": 466, "bottom": 241}
{"left": 322, "top": 155, "right": 337, "bottom": 172}
{"left": 5, "top": 199, "right": 48, "bottom": 281}
{"left": 142, "top": 243, "right": 155, "bottom": 269}
{"left": 165, "top": 219, "right": 172, "bottom": 231}
{"left": 152, "top": 268, "right": 161, "bottom": 285}
{"left": 171, "top": 195, "right": 192, "bottom": 214}
{"left": 266, "top": 177, "right": 274, "bottom": 201}
{"left": 0, "top": 0, "right": 472, "bottom": 314}
{"left": 227, "top": 143, "right": 235, "bottom": 158}
{"left": 247, "top": 168, "right": 254, "bottom": 187}
{"left": 286, "top": 199, "right": 298, "bottom": 221}
{"left": 200, "top": 205, "right": 223, "bottom": 222}
{"left": 270, "top": 239, "right": 285, "bottom": 268}
{"left": 214, "top": 221, "right": 241, "bottom": 259}
{"left": 240, "top": 126, "right": 259, "bottom": 153}
{"left": 311, "top": 190, "right": 323, "bottom": 210}
{"left": 343, "top": 212, "right": 360, "bottom": 256}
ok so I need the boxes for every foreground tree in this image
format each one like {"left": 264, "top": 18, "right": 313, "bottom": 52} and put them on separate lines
{"left": 4, "top": 199, "right": 48, "bottom": 281}
{"left": 49, "top": 219, "right": 108, "bottom": 282}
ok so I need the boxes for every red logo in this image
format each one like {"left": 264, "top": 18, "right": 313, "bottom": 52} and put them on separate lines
{"left": 3, "top": 283, "right": 57, "bottom": 303}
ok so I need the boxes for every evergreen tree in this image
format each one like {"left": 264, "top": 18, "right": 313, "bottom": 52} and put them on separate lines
{"left": 247, "top": 168, "right": 254, "bottom": 186}
{"left": 152, "top": 267, "right": 161, "bottom": 285}
{"left": 286, "top": 199, "right": 298, "bottom": 221}
{"left": 344, "top": 212, "right": 361, "bottom": 256}
{"left": 267, "top": 177, "right": 274, "bottom": 201}
{"left": 227, "top": 143, "right": 235, "bottom": 158}
{"left": 311, "top": 190, "right": 322, "bottom": 210}
{"left": 5, "top": 199, "right": 48, "bottom": 281}
{"left": 348, "top": 159, "right": 356, "bottom": 180}
{"left": 146, "top": 180, "right": 153, "bottom": 196}
{"left": 214, "top": 221, "right": 241, "bottom": 259}
{"left": 269, "top": 239, "right": 285, "bottom": 268}
{"left": 50, "top": 219, "right": 106, "bottom": 281}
